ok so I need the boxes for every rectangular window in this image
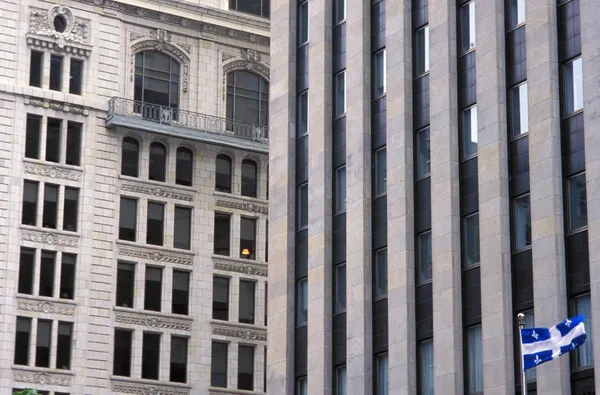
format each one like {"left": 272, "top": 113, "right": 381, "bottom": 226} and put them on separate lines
{"left": 25, "top": 114, "right": 42, "bottom": 159}
{"left": 296, "top": 278, "right": 308, "bottom": 326}
{"left": 46, "top": 118, "right": 61, "bottom": 163}
{"left": 574, "top": 294, "right": 594, "bottom": 368}
{"left": 49, "top": 55, "right": 63, "bottom": 91}
{"left": 375, "top": 353, "right": 389, "bottom": 395}
{"left": 142, "top": 332, "right": 161, "bottom": 380}
{"left": 211, "top": 341, "right": 228, "bottom": 387}
{"left": 144, "top": 266, "right": 163, "bottom": 312}
{"left": 116, "top": 262, "right": 135, "bottom": 308}
{"left": 567, "top": 173, "right": 587, "bottom": 233}
{"left": 415, "top": 26, "right": 430, "bottom": 75}
{"left": 63, "top": 187, "right": 79, "bottom": 232}
{"left": 59, "top": 253, "right": 76, "bottom": 299}
{"left": 334, "top": 0, "right": 345, "bottom": 23}
{"left": 56, "top": 322, "right": 73, "bottom": 370}
{"left": 463, "top": 213, "right": 480, "bottom": 267}
{"left": 416, "top": 128, "right": 431, "bottom": 179}
{"left": 509, "top": 83, "right": 529, "bottom": 138}
{"left": 564, "top": 58, "right": 584, "bottom": 115}
{"left": 375, "top": 147, "right": 387, "bottom": 195}
{"left": 298, "top": 1, "right": 309, "bottom": 46}
{"left": 113, "top": 329, "right": 133, "bottom": 376}
{"left": 335, "top": 71, "right": 347, "bottom": 117}
{"left": 212, "top": 276, "right": 229, "bottom": 320}
{"left": 146, "top": 202, "right": 165, "bottom": 246}
{"left": 35, "top": 319, "right": 52, "bottom": 368}
{"left": 29, "top": 51, "right": 43, "bottom": 87}
{"left": 460, "top": 1, "right": 476, "bottom": 53}
{"left": 335, "top": 365, "right": 347, "bottom": 395}
{"left": 172, "top": 270, "right": 190, "bottom": 315}
{"left": 418, "top": 340, "right": 434, "bottom": 395}
{"left": 461, "top": 106, "right": 478, "bottom": 159}
{"left": 170, "top": 336, "right": 188, "bottom": 383}
{"left": 240, "top": 217, "right": 257, "bottom": 260}
{"left": 119, "top": 197, "right": 137, "bottom": 241}
{"left": 298, "top": 183, "right": 308, "bottom": 229}
{"left": 239, "top": 280, "right": 256, "bottom": 324}
{"left": 334, "top": 263, "right": 346, "bottom": 313}
{"left": 42, "top": 184, "right": 59, "bottom": 228}
{"left": 508, "top": 0, "right": 526, "bottom": 28}
{"left": 69, "top": 58, "right": 83, "bottom": 95}
{"left": 335, "top": 166, "right": 346, "bottom": 214}
{"left": 297, "top": 377, "right": 308, "bottom": 395}
{"left": 39, "top": 250, "right": 56, "bottom": 297}
{"left": 174, "top": 206, "right": 191, "bottom": 250}
{"left": 417, "top": 231, "right": 432, "bottom": 284}
{"left": 513, "top": 195, "right": 532, "bottom": 251}
{"left": 374, "top": 248, "right": 387, "bottom": 299}
{"left": 214, "top": 212, "right": 231, "bottom": 256}
{"left": 298, "top": 91, "right": 309, "bottom": 136}
{"left": 238, "top": 345, "right": 254, "bottom": 390}
{"left": 373, "top": 49, "right": 386, "bottom": 97}
{"left": 22, "top": 180, "right": 39, "bottom": 226}
{"left": 467, "top": 325, "right": 483, "bottom": 394}
{"left": 65, "top": 121, "right": 82, "bottom": 166}
{"left": 14, "top": 317, "right": 32, "bottom": 365}
{"left": 521, "top": 310, "right": 536, "bottom": 383}
{"left": 18, "top": 248, "right": 35, "bottom": 295}
{"left": 265, "top": 283, "right": 268, "bottom": 326}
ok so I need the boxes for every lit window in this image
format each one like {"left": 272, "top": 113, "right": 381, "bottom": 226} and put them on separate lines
{"left": 563, "top": 57, "right": 584, "bottom": 115}
{"left": 298, "top": 1, "right": 309, "bottom": 46}
{"left": 373, "top": 49, "right": 386, "bottom": 97}
{"left": 415, "top": 26, "right": 430, "bottom": 75}
{"left": 463, "top": 213, "right": 480, "bottom": 267}
{"left": 508, "top": 0, "right": 526, "bottom": 28}
{"left": 509, "top": 83, "right": 529, "bottom": 138}
{"left": 460, "top": 2, "right": 476, "bottom": 53}
{"left": 461, "top": 106, "right": 478, "bottom": 159}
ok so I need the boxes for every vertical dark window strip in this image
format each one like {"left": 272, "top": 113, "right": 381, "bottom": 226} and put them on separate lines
{"left": 142, "top": 332, "right": 161, "bottom": 380}
{"left": 113, "top": 329, "right": 133, "bottom": 376}
{"left": 239, "top": 280, "right": 256, "bottom": 324}
{"left": 56, "top": 322, "right": 73, "bottom": 369}
{"left": 116, "top": 262, "right": 135, "bottom": 308}
{"left": 29, "top": 51, "right": 43, "bottom": 87}
{"left": 66, "top": 122, "right": 82, "bottom": 166}
{"left": 144, "top": 266, "right": 163, "bottom": 312}
{"left": 42, "top": 184, "right": 59, "bottom": 229}
{"left": 170, "top": 336, "right": 188, "bottom": 383}
{"left": 39, "top": 250, "right": 56, "bottom": 297}
{"left": 63, "top": 187, "right": 79, "bottom": 232}
{"left": 22, "top": 180, "right": 39, "bottom": 226}
{"left": 45, "top": 118, "right": 61, "bottom": 163}
{"left": 238, "top": 345, "right": 254, "bottom": 390}
{"left": 119, "top": 197, "right": 137, "bottom": 241}
{"left": 18, "top": 248, "right": 35, "bottom": 295}
{"left": 14, "top": 317, "right": 32, "bottom": 365}
{"left": 25, "top": 114, "right": 42, "bottom": 159}
{"left": 211, "top": 341, "right": 228, "bottom": 387}
{"left": 212, "top": 276, "right": 229, "bottom": 320}
{"left": 69, "top": 58, "right": 83, "bottom": 95}
{"left": 174, "top": 206, "right": 191, "bottom": 250}
{"left": 35, "top": 319, "right": 52, "bottom": 367}
{"left": 49, "top": 55, "right": 63, "bottom": 91}
{"left": 172, "top": 270, "right": 190, "bottom": 315}
{"left": 60, "top": 253, "right": 76, "bottom": 299}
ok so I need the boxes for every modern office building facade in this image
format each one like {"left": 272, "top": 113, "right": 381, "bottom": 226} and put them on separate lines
{"left": 0, "top": 0, "right": 270, "bottom": 394}
{"left": 268, "top": 0, "right": 599, "bottom": 394}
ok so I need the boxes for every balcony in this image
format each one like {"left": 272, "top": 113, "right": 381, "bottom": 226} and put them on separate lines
{"left": 106, "top": 97, "right": 269, "bottom": 154}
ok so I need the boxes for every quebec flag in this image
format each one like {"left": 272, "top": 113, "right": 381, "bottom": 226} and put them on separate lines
{"left": 520, "top": 315, "right": 587, "bottom": 370}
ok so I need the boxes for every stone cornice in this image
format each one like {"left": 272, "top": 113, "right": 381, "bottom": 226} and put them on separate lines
{"left": 120, "top": 178, "right": 194, "bottom": 202}
{"left": 117, "top": 241, "right": 195, "bottom": 265}
{"left": 16, "top": 295, "right": 76, "bottom": 316}
{"left": 111, "top": 376, "right": 191, "bottom": 395}
{"left": 21, "top": 227, "right": 80, "bottom": 248}
{"left": 114, "top": 307, "right": 193, "bottom": 331}
{"left": 211, "top": 321, "right": 266, "bottom": 342}
{"left": 13, "top": 366, "right": 73, "bottom": 386}
{"left": 24, "top": 96, "right": 90, "bottom": 116}
{"left": 23, "top": 159, "right": 83, "bottom": 181}
{"left": 212, "top": 255, "right": 268, "bottom": 277}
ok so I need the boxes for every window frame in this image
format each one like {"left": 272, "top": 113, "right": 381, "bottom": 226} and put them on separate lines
{"left": 237, "top": 344, "right": 255, "bottom": 390}
{"left": 566, "top": 172, "right": 588, "bottom": 234}
{"left": 148, "top": 142, "right": 167, "bottom": 183}
{"left": 69, "top": 58, "right": 84, "bottom": 95}
{"left": 239, "top": 217, "right": 257, "bottom": 260}
{"left": 134, "top": 51, "right": 181, "bottom": 110}
{"left": 459, "top": 1, "right": 476, "bottom": 55}
{"left": 146, "top": 201, "right": 165, "bottom": 246}
{"left": 212, "top": 276, "right": 230, "bottom": 321}
{"left": 562, "top": 56, "right": 584, "bottom": 117}
{"left": 144, "top": 265, "right": 163, "bottom": 312}
{"left": 214, "top": 212, "right": 232, "bottom": 256}
{"left": 373, "top": 49, "right": 387, "bottom": 98}
{"left": 334, "top": 70, "right": 347, "bottom": 118}
{"left": 121, "top": 137, "right": 140, "bottom": 178}
{"left": 239, "top": 279, "right": 256, "bottom": 324}
{"left": 462, "top": 212, "right": 481, "bottom": 268}
{"left": 416, "top": 127, "right": 431, "bottom": 180}
{"left": 22, "top": 180, "right": 39, "bottom": 226}
{"left": 417, "top": 230, "right": 433, "bottom": 285}
{"left": 175, "top": 146, "right": 194, "bottom": 187}
{"left": 334, "top": 262, "right": 347, "bottom": 314}
{"left": 374, "top": 147, "right": 387, "bottom": 196}
{"left": 29, "top": 50, "right": 43, "bottom": 88}
{"left": 334, "top": 165, "right": 347, "bottom": 214}
{"left": 296, "top": 278, "right": 308, "bottom": 327}
{"left": 42, "top": 183, "right": 59, "bottom": 229}
{"left": 466, "top": 324, "right": 483, "bottom": 394}
{"left": 297, "top": 183, "right": 309, "bottom": 230}
{"left": 460, "top": 105, "right": 478, "bottom": 160}
{"left": 512, "top": 194, "right": 532, "bottom": 252}
{"left": 507, "top": 0, "right": 526, "bottom": 30}
{"left": 215, "top": 154, "right": 233, "bottom": 193}
{"left": 297, "top": 90, "right": 309, "bottom": 137}
{"left": 508, "top": 82, "right": 529, "bottom": 139}
{"left": 172, "top": 270, "right": 190, "bottom": 316}
{"left": 169, "top": 335, "right": 189, "bottom": 383}
{"left": 298, "top": 1, "right": 309, "bottom": 47}
{"left": 113, "top": 328, "right": 133, "bottom": 377}
{"left": 241, "top": 159, "right": 259, "bottom": 198}
{"left": 62, "top": 186, "right": 79, "bottom": 232}
{"left": 119, "top": 197, "right": 138, "bottom": 242}
{"left": 174, "top": 205, "right": 192, "bottom": 250}
{"left": 49, "top": 54, "right": 63, "bottom": 91}
{"left": 141, "top": 331, "right": 161, "bottom": 380}
{"left": 211, "top": 341, "right": 229, "bottom": 388}
{"left": 25, "top": 114, "right": 42, "bottom": 160}
{"left": 571, "top": 293, "right": 594, "bottom": 370}
{"left": 374, "top": 248, "right": 388, "bottom": 300}
{"left": 229, "top": 0, "right": 270, "bottom": 18}
{"left": 226, "top": 70, "right": 270, "bottom": 127}
{"left": 418, "top": 339, "right": 434, "bottom": 395}
{"left": 334, "top": 0, "right": 346, "bottom": 25}
{"left": 415, "top": 25, "right": 430, "bottom": 77}
{"left": 116, "top": 261, "right": 136, "bottom": 308}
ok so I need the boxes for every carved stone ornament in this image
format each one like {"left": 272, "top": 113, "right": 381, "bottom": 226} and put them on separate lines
{"left": 13, "top": 370, "right": 72, "bottom": 386}
{"left": 221, "top": 52, "right": 237, "bottom": 62}
{"left": 118, "top": 245, "right": 193, "bottom": 266}
{"left": 115, "top": 311, "right": 191, "bottom": 331}
{"left": 121, "top": 183, "right": 193, "bottom": 201}
{"left": 24, "top": 97, "right": 88, "bottom": 116}
{"left": 112, "top": 381, "right": 190, "bottom": 395}
{"left": 241, "top": 48, "right": 261, "bottom": 63}
{"left": 215, "top": 199, "right": 268, "bottom": 215}
{"left": 222, "top": 59, "right": 269, "bottom": 83}
{"left": 213, "top": 259, "right": 268, "bottom": 277}
{"left": 21, "top": 230, "right": 79, "bottom": 248}
{"left": 130, "top": 37, "right": 190, "bottom": 92}
{"left": 24, "top": 163, "right": 82, "bottom": 181}
{"left": 212, "top": 324, "right": 267, "bottom": 341}
{"left": 27, "top": 6, "right": 91, "bottom": 56}
{"left": 17, "top": 299, "right": 75, "bottom": 316}
{"left": 130, "top": 32, "right": 146, "bottom": 42}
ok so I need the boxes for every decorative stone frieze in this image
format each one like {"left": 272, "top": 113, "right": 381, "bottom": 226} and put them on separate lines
{"left": 24, "top": 97, "right": 89, "bottom": 116}
{"left": 114, "top": 310, "right": 192, "bottom": 331}
{"left": 118, "top": 244, "right": 194, "bottom": 265}
{"left": 212, "top": 322, "right": 267, "bottom": 342}
{"left": 112, "top": 379, "right": 190, "bottom": 395}
{"left": 24, "top": 162, "right": 82, "bottom": 181}
{"left": 214, "top": 199, "right": 268, "bottom": 215}
{"left": 213, "top": 257, "right": 268, "bottom": 277}
{"left": 16, "top": 297, "right": 76, "bottom": 316}
{"left": 27, "top": 5, "right": 92, "bottom": 56}
{"left": 13, "top": 369, "right": 72, "bottom": 386}
{"left": 121, "top": 183, "right": 194, "bottom": 202}
{"left": 21, "top": 230, "right": 79, "bottom": 248}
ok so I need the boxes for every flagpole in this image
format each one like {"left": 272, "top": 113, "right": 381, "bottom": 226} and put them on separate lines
{"left": 517, "top": 313, "right": 527, "bottom": 395}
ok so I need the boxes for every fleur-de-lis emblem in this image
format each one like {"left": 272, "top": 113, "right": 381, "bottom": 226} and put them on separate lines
{"left": 534, "top": 355, "right": 542, "bottom": 365}
{"left": 565, "top": 318, "right": 572, "bottom": 328}
{"left": 532, "top": 330, "right": 539, "bottom": 340}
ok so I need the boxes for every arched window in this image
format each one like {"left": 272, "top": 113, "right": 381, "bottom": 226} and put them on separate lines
{"left": 134, "top": 51, "right": 180, "bottom": 109}
{"left": 176, "top": 147, "right": 193, "bottom": 186}
{"left": 229, "top": 0, "right": 269, "bottom": 18}
{"left": 149, "top": 142, "right": 167, "bottom": 182}
{"left": 226, "top": 70, "right": 269, "bottom": 127}
{"left": 241, "top": 159, "right": 258, "bottom": 198}
{"left": 121, "top": 137, "right": 140, "bottom": 177}
{"left": 215, "top": 155, "right": 232, "bottom": 193}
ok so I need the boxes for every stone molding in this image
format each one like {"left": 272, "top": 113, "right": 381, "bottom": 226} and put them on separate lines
{"left": 114, "top": 309, "right": 192, "bottom": 331}
{"left": 24, "top": 96, "right": 89, "bottom": 116}
{"left": 21, "top": 229, "right": 79, "bottom": 248}
{"left": 16, "top": 297, "right": 76, "bottom": 316}
{"left": 121, "top": 182, "right": 194, "bottom": 202}
{"left": 111, "top": 378, "right": 190, "bottom": 395}
{"left": 214, "top": 199, "right": 268, "bottom": 215}
{"left": 209, "top": 389, "right": 265, "bottom": 395}
{"left": 24, "top": 161, "right": 83, "bottom": 181}
{"left": 212, "top": 321, "right": 267, "bottom": 342}
{"left": 117, "top": 243, "right": 194, "bottom": 265}
{"left": 213, "top": 256, "right": 268, "bottom": 277}
{"left": 13, "top": 368, "right": 72, "bottom": 386}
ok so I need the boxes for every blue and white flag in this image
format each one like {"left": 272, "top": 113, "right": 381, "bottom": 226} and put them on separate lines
{"left": 520, "top": 315, "right": 587, "bottom": 370}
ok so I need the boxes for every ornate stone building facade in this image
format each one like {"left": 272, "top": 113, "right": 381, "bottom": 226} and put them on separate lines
{"left": 0, "top": 0, "right": 269, "bottom": 394}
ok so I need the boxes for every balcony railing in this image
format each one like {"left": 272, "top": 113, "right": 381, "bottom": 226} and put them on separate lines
{"left": 107, "top": 97, "right": 268, "bottom": 144}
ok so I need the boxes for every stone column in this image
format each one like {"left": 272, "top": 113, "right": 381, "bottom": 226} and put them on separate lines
{"left": 428, "top": 0, "right": 464, "bottom": 393}
{"left": 526, "top": 0, "right": 569, "bottom": 393}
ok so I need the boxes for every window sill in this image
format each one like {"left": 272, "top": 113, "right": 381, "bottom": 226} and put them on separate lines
{"left": 111, "top": 376, "right": 192, "bottom": 393}
{"left": 212, "top": 255, "right": 268, "bottom": 277}
{"left": 208, "top": 387, "right": 265, "bottom": 395}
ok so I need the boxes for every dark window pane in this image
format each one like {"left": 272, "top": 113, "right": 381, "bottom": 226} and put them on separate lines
{"left": 573, "top": 294, "right": 593, "bottom": 368}
{"left": 49, "top": 55, "right": 63, "bottom": 91}
{"left": 334, "top": 263, "right": 346, "bottom": 313}
{"left": 116, "top": 262, "right": 135, "bottom": 308}
{"left": 35, "top": 319, "right": 52, "bottom": 367}
{"left": 335, "top": 365, "right": 347, "bottom": 394}
{"left": 374, "top": 249, "right": 387, "bottom": 299}
{"left": 334, "top": 0, "right": 345, "bottom": 23}
{"left": 239, "top": 280, "right": 256, "bottom": 324}
{"left": 69, "top": 58, "right": 83, "bottom": 95}
{"left": 298, "top": 1, "right": 309, "bottom": 45}
{"left": 375, "top": 353, "right": 388, "bottom": 395}
{"left": 211, "top": 341, "right": 228, "bottom": 387}
{"left": 513, "top": 196, "right": 531, "bottom": 251}
{"left": 297, "top": 377, "right": 308, "bottom": 395}
{"left": 174, "top": 206, "right": 191, "bottom": 250}
{"left": 172, "top": 270, "right": 190, "bottom": 315}
{"left": 215, "top": 155, "right": 232, "bottom": 193}
{"left": 461, "top": 106, "right": 478, "bottom": 159}
{"left": 508, "top": 0, "right": 526, "bottom": 28}
{"left": 416, "top": 128, "right": 430, "bottom": 179}
{"left": 415, "top": 26, "right": 430, "bottom": 75}
{"left": 335, "top": 166, "right": 346, "bottom": 213}
{"left": 375, "top": 148, "right": 387, "bottom": 195}
{"left": 144, "top": 266, "right": 163, "bottom": 312}
{"left": 417, "top": 231, "right": 432, "bottom": 284}
{"left": 214, "top": 213, "right": 231, "bottom": 256}
{"left": 29, "top": 51, "right": 43, "bottom": 87}
{"left": 298, "top": 91, "right": 308, "bottom": 136}
{"left": 335, "top": 71, "right": 346, "bottom": 117}
{"left": 25, "top": 114, "right": 41, "bottom": 159}
{"left": 176, "top": 147, "right": 193, "bottom": 186}
{"left": 238, "top": 345, "right": 254, "bottom": 390}
{"left": 56, "top": 322, "right": 73, "bottom": 369}
{"left": 60, "top": 253, "right": 76, "bottom": 299}
{"left": 296, "top": 279, "right": 308, "bottom": 326}
{"left": 563, "top": 57, "right": 583, "bottom": 115}
{"left": 119, "top": 198, "right": 137, "bottom": 241}
{"left": 466, "top": 325, "right": 483, "bottom": 393}
{"left": 509, "top": 83, "right": 529, "bottom": 138}
{"left": 135, "top": 51, "right": 180, "bottom": 109}
{"left": 460, "top": 2, "right": 476, "bottom": 53}
{"left": 298, "top": 183, "right": 308, "bottom": 229}
{"left": 568, "top": 173, "right": 587, "bottom": 232}
{"left": 463, "top": 213, "right": 481, "bottom": 267}
{"left": 45, "top": 118, "right": 61, "bottom": 163}
{"left": 146, "top": 202, "right": 164, "bottom": 246}
{"left": 240, "top": 218, "right": 256, "bottom": 259}
{"left": 212, "top": 276, "right": 229, "bottom": 320}
{"left": 18, "top": 248, "right": 35, "bottom": 295}
{"left": 66, "top": 122, "right": 82, "bottom": 166}
{"left": 418, "top": 340, "right": 434, "bottom": 394}
{"left": 121, "top": 138, "right": 140, "bottom": 177}
{"left": 63, "top": 187, "right": 79, "bottom": 232}
{"left": 42, "top": 184, "right": 58, "bottom": 228}
{"left": 149, "top": 142, "right": 167, "bottom": 182}
{"left": 373, "top": 49, "right": 386, "bottom": 97}
{"left": 113, "top": 329, "right": 133, "bottom": 376}
{"left": 142, "top": 332, "right": 161, "bottom": 380}
{"left": 39, "top": 250, "right": 56, "bottom": 297}
{"left": 170, "top": 336, "right": 188, "bottom": 383}
{"left": 14, "top": 317, "right": 32, "bottom": 365}
{"left": 226, "top": 70, "right": 269, "bottom": 127}
{"left": 242, "top": 159, "right": 258, "bottom": 198}
{"left": 22, "top": 180, "right": 39, "bottom": 226}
